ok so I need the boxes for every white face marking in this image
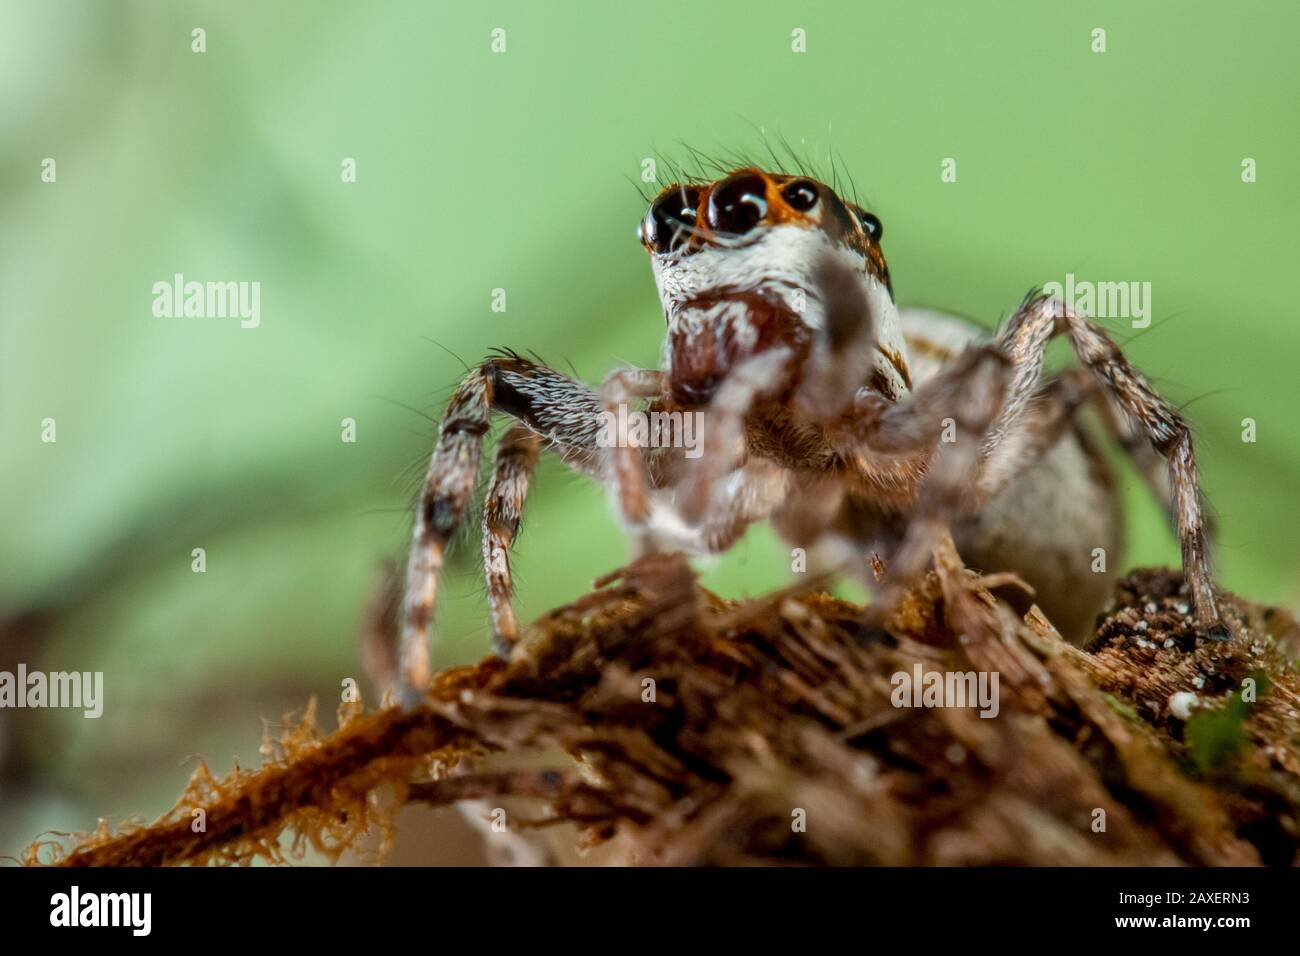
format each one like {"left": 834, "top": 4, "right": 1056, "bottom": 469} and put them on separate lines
{"left": 650, "top": 224, "right": 910, "bottom": 398}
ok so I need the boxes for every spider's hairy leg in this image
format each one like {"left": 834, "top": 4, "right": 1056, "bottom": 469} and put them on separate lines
{"left": 995, "top": 295, "right": 1225, "bottom": 637}
{"left": 1088, "top": 382, "right": 1212, "bottom": 542}
{"left": 400, "top": 367, "right": 491, "bottom": 699}
{"left": 677, "top": 348, "right": 795, "bottom": 526}
{"left": 975, "top": 366, "right": 1185, "bottom": 526}
{"left": 601, "top": 367, "right": 667, "bottom": 553}
{"left": 400, "top": 355, "right": 605, "bottom": 702}
{"left": 482, "top": 424, "right": 541, "bottom": 656}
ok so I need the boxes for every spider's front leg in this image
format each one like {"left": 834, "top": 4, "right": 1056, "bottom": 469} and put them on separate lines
{"left": 482, "top": 424, "right": 541, "bottom": 656}
{"left": 400, "top": 367, "right": 492, "bottom": 697}
{"left": 400, "top": 355, "right": 604, "bottom": 702}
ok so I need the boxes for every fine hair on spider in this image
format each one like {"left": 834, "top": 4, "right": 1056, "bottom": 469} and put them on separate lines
{"left": 393, "top": 158, "right": 1228, "bottom": 705}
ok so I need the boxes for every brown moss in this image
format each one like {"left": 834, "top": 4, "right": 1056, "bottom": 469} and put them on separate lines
{"left": 26, "top": 543, "right": 1300, "bottom": 867}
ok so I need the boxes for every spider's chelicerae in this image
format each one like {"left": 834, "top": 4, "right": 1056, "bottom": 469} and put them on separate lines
{"left": 397, "top": 165, "right": 1227, "bottom": 696}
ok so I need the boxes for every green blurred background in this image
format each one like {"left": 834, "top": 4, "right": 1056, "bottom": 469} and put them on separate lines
{"left": 2, "top": 1, "right": 1298, "bottom": 862}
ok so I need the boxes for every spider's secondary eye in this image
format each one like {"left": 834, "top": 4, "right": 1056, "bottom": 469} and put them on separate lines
{"left": 852, "top": 207, "right": 883, "bottom": 241}
{"left": 782, "top": 179, "right": 819, "bottom": 212}
{"left": 642, "top": 186, "right": 700, "bottom": 253}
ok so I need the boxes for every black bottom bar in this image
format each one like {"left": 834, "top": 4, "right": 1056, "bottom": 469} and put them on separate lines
{"left": 1, "top": 865, "right": 1288, "bottom": 942}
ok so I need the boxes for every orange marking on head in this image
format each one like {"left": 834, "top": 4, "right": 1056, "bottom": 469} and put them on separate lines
{"left": 641, "top": 168, "right": 889, "bottom": 293}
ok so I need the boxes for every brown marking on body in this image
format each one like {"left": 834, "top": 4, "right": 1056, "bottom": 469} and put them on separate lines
{"left": 668, "top": 289, "right": 811, "bottom": 407}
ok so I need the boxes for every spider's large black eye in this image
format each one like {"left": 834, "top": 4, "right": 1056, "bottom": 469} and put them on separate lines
{"left": 782, "top": 179, "right": 819, "bottom": 212}
{"left": 851, "top": 206, "right": 883, "bottom": 241}
{"left": 706, "top": 172, "right": 769, "bottom": 236}
{"left": 641, "top": 186, "right": 700, "bottom": 254}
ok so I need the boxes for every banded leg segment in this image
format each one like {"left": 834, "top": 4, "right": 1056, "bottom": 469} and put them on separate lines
{"left": 400, "top": 354, "right": 606, "bottom": 700}
{"left": 400, "top": 368, "right": 493, "bottom": 697}
{"left": 482, "top": 425, "right": 541, "bottom": 656}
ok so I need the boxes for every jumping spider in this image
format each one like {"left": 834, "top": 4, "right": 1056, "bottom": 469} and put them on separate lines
{"left": 397, "top": 166, "right": 1226, "bottom": 697}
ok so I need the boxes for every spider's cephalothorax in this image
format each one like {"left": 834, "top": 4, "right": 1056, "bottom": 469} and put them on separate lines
{"left": 394, "top": 165, "right": 1227, "bottom": 702}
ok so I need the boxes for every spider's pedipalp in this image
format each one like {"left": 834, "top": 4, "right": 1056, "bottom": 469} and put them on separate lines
{"left": 677, "top": 347, "right": 794, "bottom": 526}
{"left": 645, "top": 459, "right": 790, "bottom": 555}
{"left": 601, "top": 366, "right": 667, "bottom": 551}
{"left": 793, "top": 251, "right": 881, "bottom": 424}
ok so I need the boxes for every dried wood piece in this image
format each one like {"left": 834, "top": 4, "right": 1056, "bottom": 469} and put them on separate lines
{"left": 29, "top": 546, "right": 1300, "bottom": 867}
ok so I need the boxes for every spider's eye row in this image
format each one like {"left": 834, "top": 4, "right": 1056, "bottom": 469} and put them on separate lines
{"left": 852, "top": 206, "right": 883, "bottom": 241}
{"left": 641, "top": 186, "right": 701, "bottom": 254}
{"left": 782, "top": 179, "right": 819, "bottom": 212}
